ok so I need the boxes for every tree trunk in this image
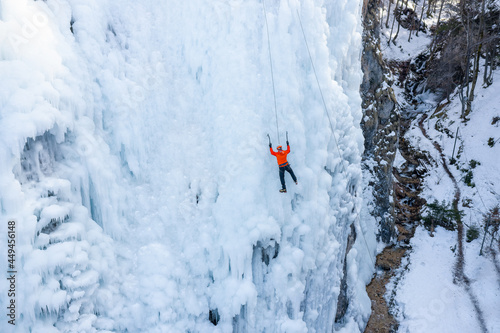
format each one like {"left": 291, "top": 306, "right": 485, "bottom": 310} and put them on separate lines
{"left": 462, "top": 13, "right": 471, "bottom": 120}
{"left": 427, "top": 0, "right": 438, "bottom": 16}
{"left": 458, "top": 82, "right": 466, "bottom": 119}
{"left": 416, "top": 0, "right": 427, "bottom": 37}
{"left": 459, "top": 0, "right": 466, "bottom": 18}
{"left": 437, "top": 0, "right": 444, "bottom": 25}
{"left": 386, "top": 0, "right": 394, "bottom": 28}
{"left": 483, "top": 47, "right": 491, "bottom": 86}
{"left": 485, "top": 44, "right": 497, "bottom": 85}
{"left": 393, "top": 0, "right": 406, "bottom": 42}
{"left": 388, "top": 0, "right": 401, "bottom": 44}
{"left": 408, "top": 0, "right": 420, "bottom": 41}
{"left": 466, "top": 0, "right": 486, "bottom": 117}
{"left": 426, "top": 0, "right": 433, "bottom": 16}
{"left": 428, "top": 0, "right": 445, "bottom": 62}
{"left": 467, "top": 47, "right": 482, "bottom": 116}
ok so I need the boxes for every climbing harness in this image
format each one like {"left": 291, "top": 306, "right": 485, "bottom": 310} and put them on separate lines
{"left": 263, "top": 4, "right": 375, "bottom": 266}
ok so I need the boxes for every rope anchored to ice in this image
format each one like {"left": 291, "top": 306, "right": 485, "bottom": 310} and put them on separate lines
{"left": 262, "top": 0, "right": 281, "bottom": 145}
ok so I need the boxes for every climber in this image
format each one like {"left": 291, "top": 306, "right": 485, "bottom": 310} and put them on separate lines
{"left": 269, "top": 140, "right": 297, "bottom": 193}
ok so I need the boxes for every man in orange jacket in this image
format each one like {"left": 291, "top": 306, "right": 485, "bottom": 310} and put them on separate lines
{"left": 269, "top": 140, "right": 297, "bottom": 193}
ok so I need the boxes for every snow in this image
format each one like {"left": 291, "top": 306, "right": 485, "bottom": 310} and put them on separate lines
{"left": 381, "top": 0, "right": 500, "bottom": 331}
{"left": 394, "top": 226, "right": 500, "bottom": 333}
{"left": 379, "top": 3, "right": 430, "bottom": 61}
{"left": 0, "top": 0, "right": 371, "bottom": 332}
{"left": 397, "top": 74, "right": 500, "bottom": 332}
{"left": 395, "top": 227, "right": 477, "bottom": 333}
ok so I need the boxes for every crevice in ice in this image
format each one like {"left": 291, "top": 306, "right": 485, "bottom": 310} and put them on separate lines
{"left": 286, "top": 299, "right": 294, "bottom": 319}
{"left": 88, "top": 177, "right": 103, "bottom": 228}
{"left": 334, "top": 222, "right": 357, "bottom": 323}
{"left": 232, "top": 304, "right": 247, "bottom": 333}
{"left": 208, "top": 308, "right": 220, "bottom": 326}
{"left": 119, "top": 144, "right": 135, "bottom": 178}
{"left": 291, "top": 193, "right": 303, "bottom": 211}
{"left": 17, "top": 131, "right": 60, "bottom": 183}
{"left": 261, "top": 239, "right": 280, "bottom": 266}
{"left": 40, "top": 215, "right": 70, "bottom": 235}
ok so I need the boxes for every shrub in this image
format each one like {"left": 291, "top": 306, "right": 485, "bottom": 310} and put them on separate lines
{"left": 466, "top": 226, "right": 480, "bottom": 242}
{"left": 463, "top": 170, "right": 475, "bottom": 188}
{"left": 484, "top": 206, "right": 500, "bottom": 226}
{"left": 422, "top": 200, "right": 463, "bottom": 231}
{"left": 488, "top": 138, "right": 495, "bottom": 147}
{"left": 469, "top": 160, "right": 480, "bottom": 169}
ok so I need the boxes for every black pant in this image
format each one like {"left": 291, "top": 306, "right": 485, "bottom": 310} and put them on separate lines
{"left": 279, "top": 164, "right": 297, "bottom": 190}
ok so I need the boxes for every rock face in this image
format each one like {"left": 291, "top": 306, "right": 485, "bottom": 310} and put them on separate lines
{"left": 360, "top": 0, "right": 400, "bottom": 243}
{"left": 334, "top": 223, "right": 357, "bottom": 323}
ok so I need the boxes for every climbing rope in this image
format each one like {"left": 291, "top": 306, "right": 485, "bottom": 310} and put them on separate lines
{"left": 296, "top": 10, "right": 346, "bottom": 174}
{"left": 296, "top": 9, "right": 376, "bottom": 267}
{"left": 262, "top": 5, "right": 376, "bottom": 267}
{"left": 262, "top": 0, "right": 281, "bottom": 144}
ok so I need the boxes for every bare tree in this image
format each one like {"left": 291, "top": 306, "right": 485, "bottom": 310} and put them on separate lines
{"left": 466, "top": 0, "right": 487, "bottom": 117}
{"left": 429, "top": 0, "right": 446, "bottom": 60}
{"left": 386, "top": 0, "right": 394, "bottom": 27}
{"left": 459, "top": 10, "right": 471, "bottom": 120}
{"left": 416, "top": 0, "right": 427, "bottom": 37}
{"left": 393, "top": 3, "right": 404, "bottom": 41}
{"left": 408, "top": 0, "right": 420, "bottom": 41}
{"left": 388, "top": 0, "right": 401, "bottom": 44}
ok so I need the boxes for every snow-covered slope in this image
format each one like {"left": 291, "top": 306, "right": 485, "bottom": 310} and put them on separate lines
{"left": 393, "top": 71, "right": 500, "bottom": 333}
{"left": 0, "top": 0, "right": 373, "bottom": 332}
{"left": 376, "top": 0, "right": 500, "bottom": 331}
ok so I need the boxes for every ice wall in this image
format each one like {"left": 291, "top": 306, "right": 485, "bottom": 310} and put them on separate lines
{"left": 0, "top": 0, "right": 372, "bottom": 332}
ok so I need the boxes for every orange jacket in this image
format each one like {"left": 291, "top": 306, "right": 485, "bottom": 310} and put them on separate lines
{"left": 270, "top": 145, "right": 290, "bottom": 167}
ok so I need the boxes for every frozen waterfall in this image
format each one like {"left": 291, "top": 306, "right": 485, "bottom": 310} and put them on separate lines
{"left": 0, "top": 0, "right": 374, "bottom": 332}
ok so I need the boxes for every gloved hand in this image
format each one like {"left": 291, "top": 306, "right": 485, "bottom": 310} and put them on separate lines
{"left": 269, "top": 143, "right": 272, "bottom": 148}
{"left": 286, "top": 141, "right": 289, "bottom": 146}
